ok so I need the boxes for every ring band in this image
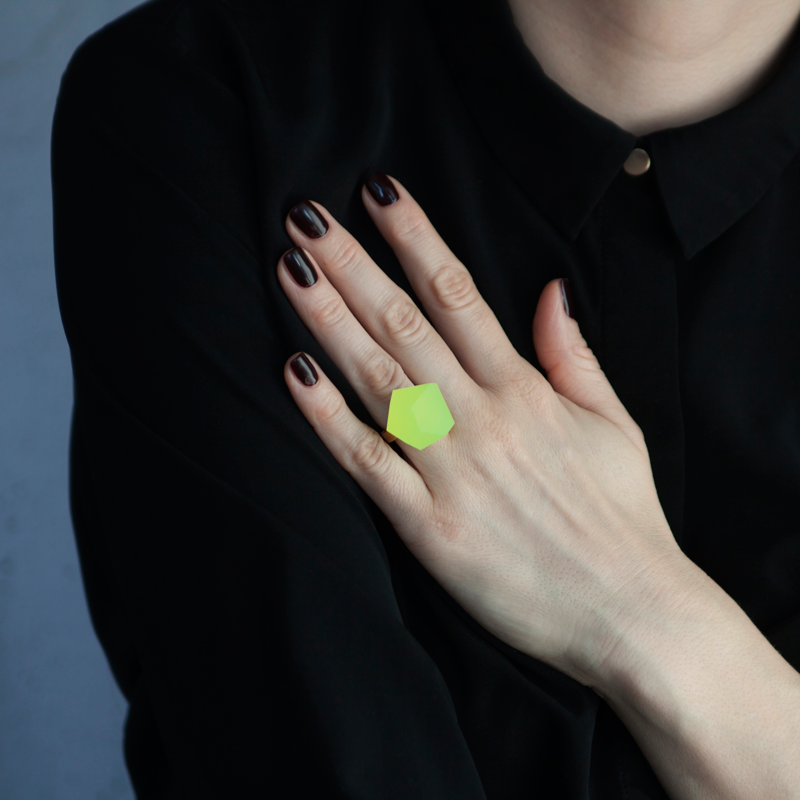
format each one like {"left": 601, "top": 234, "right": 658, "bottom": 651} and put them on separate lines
{"left": 381, "top": 430, "right": 398, "bottom": 443}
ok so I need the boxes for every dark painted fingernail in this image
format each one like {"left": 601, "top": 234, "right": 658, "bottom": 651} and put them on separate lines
{"left": 560, "top": 277, "right": 575, "bottom": 319}
{"left": 283, "top": 248, "right": 318, "bottom": 288}
{"left": 365, "top": 173, "right": 399, "bottom": 206}
{"left": 290, "top": 353, "right": 318, "bottom": 386}
{"left": 289, "top": 200, "right": 329, "bottom": 239}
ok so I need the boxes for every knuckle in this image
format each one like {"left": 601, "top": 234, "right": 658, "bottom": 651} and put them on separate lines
{"left": 315, "top": 393, "right": 349, "bottom": 427}
{"left": 361, "top": 355, "right": 405, "bottom": 400}
{"left": 327, "top": 236, "right": 362, "bottom": 276}
{"left": 381, "top": 293, "right": 427, "bottom": 346}
{"left": 507, "top": 376, "right": 554, "bottom": 418}
{"left": 493, "top": 359, "right": 548, "bottom": 403}
{"left": 392, "top": 211, "right": 429, "bottom": 245}
{"left": 524, "top": 380, "right": 555, "bottom": 414}
{"left": 311, "top": 293, "right": 348, "bottom": 331}
{"left": 568, "top": 339, "right": 600, "bottom": 369}
{"left": 351, "top": 430, "right": 392, "bottom": 474}
{"left": 430, "top": 513, "right": 466, "bottom": 547}
{"left": 478, "top": 412, "right": 519, "bottom": 454}
{"left": 429, "top": 265, "right": 479, "bottom": 313}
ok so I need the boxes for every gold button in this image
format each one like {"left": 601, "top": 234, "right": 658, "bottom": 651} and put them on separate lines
{"left": 623, "top": 148, "right": 651, "bottom": 176}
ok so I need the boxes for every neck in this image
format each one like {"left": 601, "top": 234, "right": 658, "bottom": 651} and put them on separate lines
{"left": 506, "top": 0, "right": 800, "bottom": 136}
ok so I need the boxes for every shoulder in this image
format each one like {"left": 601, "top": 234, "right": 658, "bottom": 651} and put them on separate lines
{"left": 59, "top": 0, "right": 394, "bottom": 91}
{"left": 54, "top": 0, "right": 407, "bottom": 136}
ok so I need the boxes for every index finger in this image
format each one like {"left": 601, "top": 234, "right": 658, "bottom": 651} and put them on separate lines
{"left": 362, "top": 173, "right": 533, "bottom": 390}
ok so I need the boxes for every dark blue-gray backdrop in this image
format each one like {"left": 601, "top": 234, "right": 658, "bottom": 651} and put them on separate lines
{"left": 1, "top": 2, "right": 143, "bottom": 797}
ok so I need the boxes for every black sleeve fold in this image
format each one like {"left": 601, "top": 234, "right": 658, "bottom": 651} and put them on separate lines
{"left": 51, "top": 21, "right": 487, "bottom": 798}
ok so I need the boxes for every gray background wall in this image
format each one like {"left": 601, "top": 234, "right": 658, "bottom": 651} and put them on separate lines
{"left": 1, "top": 2, "right": 143, "bottom": 798}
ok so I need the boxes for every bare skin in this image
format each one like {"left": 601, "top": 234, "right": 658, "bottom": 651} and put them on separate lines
{"left": 506, "top": 0, "right": 800, "bottom": 135}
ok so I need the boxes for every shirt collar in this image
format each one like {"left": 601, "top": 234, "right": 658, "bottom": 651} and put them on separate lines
{"left": 423, "top": 0, "right": 800, "bottom": 260}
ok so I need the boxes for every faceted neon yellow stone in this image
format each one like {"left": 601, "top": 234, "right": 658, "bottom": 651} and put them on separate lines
{"left": 385, "top": 383, "right": 455, "bottom": 450}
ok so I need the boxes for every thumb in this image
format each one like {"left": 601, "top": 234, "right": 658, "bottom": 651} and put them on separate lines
{"left": 532, "top": 278, "right": 645, "bottom": 446}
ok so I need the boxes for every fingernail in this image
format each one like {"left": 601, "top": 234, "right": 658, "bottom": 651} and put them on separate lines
{"left": 289, "top": 200, "right": 329, "bottom": 239}
{"left": 365, "top": 173, "right": 399, "bottom": 206}
{"left": 290, "top": 353, "right": 318, "bottom": 385}
{"left": 283, "top": 247, "right": 318, "bottom": 287}
{"left": 560, "top": 277, "right": 575, "bottom": 319}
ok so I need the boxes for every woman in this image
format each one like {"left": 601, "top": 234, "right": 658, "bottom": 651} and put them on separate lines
{"left": 51, "top": 0, "right": 800, "bottom": 797}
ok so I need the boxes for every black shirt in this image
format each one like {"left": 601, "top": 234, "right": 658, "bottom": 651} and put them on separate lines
{"left": 51, "top": 0, "right": 800, "bottom": 796}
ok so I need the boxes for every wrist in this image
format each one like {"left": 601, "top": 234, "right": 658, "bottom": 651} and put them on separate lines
{"left": 585, "top": 555, "right": 800, "bottom": 729}
{"left": 563, "top": 547, "right": 705, "bottom": 693}
{"left": 584, "top": 556, "right": 738, "bottom": 706}
{"left": 582, "top": 559, "right": 800, "bottom": 799}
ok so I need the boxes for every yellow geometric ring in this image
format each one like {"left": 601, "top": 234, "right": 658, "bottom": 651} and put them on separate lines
{"left": 380, "top": 383, "right": 455, "bottom": 450}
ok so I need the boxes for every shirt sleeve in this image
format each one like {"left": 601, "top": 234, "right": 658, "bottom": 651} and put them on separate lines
{"left": 51, "top": 17, "right": 487, "bottom": 799}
